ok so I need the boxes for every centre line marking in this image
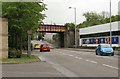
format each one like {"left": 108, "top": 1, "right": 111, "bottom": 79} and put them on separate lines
{"left": 75, "top": 57, "right": 83, "bottom": 60}
{"left": 75, "top": 57, "right": 79, "bottom": 59}
{"left": 59, "top": 52, "right": 62, "bottom": 54}
{"left": 78, "top": 57, "right": 83, "bottom": 59}
{"left": 69, "top": 55, "right": 74, "bottom": 57}
{"left": 86, "top": 60, "right": 97, "bottom": 64}
{"left": 102, "top": 64, "right": 119, "bottom": 70}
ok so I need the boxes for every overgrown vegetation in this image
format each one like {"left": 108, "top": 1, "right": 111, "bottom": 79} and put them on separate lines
{"left": 65, "top": 23, "right": 75, "bottom": 31}
{"left": 64, "top": 11, "right": 119, "bottom": 30}
{"left": 8, "top": 49, "right": 22, "bottom": 58}
{"left": 2, "top": 2, "right": 47, "bottom": 52}
{"left": 78, "top": 11, "right": 120, "bottom": 28}
{"left": 116, "top": 47, "right": 120, "bottom": 51}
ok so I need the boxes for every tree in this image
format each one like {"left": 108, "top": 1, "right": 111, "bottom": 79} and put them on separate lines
{"left": 78, "top": 12, "right": 104, "bottom": 28}
{"left": 52, "top": 34, "right": 59, "bottom": 41}
{"left": 65, "top": 23, "right": 75, "bottom": 31}
{"left": 2, "top": 2, "right": 47, "bottom": 51}
{"left": 83, "top": 12, "right": 104, "bottom": 23}
{"left": 100, "top": 11, "right": 110, "bottom": 19}
{"left": 78, "top": 11, "right": 120, "bottom": 28}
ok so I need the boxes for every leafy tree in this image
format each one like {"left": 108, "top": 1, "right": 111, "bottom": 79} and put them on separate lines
{"left": 65, "top": 23, "right": 75, "bottom": 31}
{"left": 83, "top": 12, "right": 103, "bottom": 21}
{"left": 2, "top": 2, "right": 47, "bottom": 51}
{"left": 100, "top": 11, "right": 110, "bottom": 19}
{"left": 78, "top": 11, "right": 120, "bottom": 28}
{"left": 52, "top": 33, "right": 59, "bottom": 41}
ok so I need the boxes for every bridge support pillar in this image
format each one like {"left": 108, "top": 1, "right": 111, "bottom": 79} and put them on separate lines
{"left": 64, "top": 30, "right": 75, "bottom": 48}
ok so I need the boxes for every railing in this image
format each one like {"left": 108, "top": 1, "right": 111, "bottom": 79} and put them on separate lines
{"left": 37, "top": 24, "right": 66, "bottom": 32}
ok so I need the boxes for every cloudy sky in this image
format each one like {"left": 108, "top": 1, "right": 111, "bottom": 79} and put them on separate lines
{"left": 43, "top": 0, "right": 120, "bottom": 25}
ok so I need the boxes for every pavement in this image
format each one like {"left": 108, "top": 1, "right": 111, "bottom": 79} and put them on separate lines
{"left": 2, "top": 61, "right": 64, "bottom": 77}
{"left": 2, "top": 50, "right": 65, "bottom": 77}
{"left": 65, "top": 48, "right": 120, "bottom": 55}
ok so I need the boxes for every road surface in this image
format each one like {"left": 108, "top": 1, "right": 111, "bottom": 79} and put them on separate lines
{"left": 2, "top": 48, "right": 119, "bottom": 78}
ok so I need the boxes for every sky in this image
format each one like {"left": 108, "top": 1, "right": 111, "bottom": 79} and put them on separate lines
{"left": 43, "top": 0, "right": 120, "bottom": 25}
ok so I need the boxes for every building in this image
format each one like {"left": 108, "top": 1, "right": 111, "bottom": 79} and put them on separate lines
{"left": 79, "top": 21, "right": 120, "bottom": 47}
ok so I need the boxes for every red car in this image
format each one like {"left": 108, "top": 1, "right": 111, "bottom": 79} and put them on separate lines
{"left": 40, "top": 44, "right": 50, "bottom": 52}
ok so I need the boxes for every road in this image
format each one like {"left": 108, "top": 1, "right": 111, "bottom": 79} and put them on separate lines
{"left": 2, "top": 48, "right": 119, "bottom": 78}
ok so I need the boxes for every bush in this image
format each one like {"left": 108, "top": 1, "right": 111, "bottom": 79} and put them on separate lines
{"left": 8, "top": 49, "right": 22, "bottom": 58}
{"left": 16, "top": 51, "right": 22, "bottom": 58}
{"left": 118, "top": 48, "right": 120, "bottom": 51}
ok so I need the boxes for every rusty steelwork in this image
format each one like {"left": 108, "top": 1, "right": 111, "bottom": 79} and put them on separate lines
{"left": 37, "top": 24, "right": 66, "bottom": 33}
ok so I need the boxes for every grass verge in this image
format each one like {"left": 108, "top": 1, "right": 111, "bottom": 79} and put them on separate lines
{"left": 2, "top": 54, "right": 40, "bottom": 64}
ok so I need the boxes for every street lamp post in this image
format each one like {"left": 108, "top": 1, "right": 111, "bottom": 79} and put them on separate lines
{"left": 69, "top": 7, "right": 77, "bottom": 48}
{"left": 27, "top": 30, "right": 32, "bottom": 57}
{"left": 110, "top": 0, "right": 112, "bottom": 47}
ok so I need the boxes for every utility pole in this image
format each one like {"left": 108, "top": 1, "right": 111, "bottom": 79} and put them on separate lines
{"left": 69, "top": 7, "right": 77, "bottom": 48}
{"left": 110, "top": 0, "right": 112, "bottom": 47}
{"left": 27, "top": 30, "right": 32, "bottom": 57}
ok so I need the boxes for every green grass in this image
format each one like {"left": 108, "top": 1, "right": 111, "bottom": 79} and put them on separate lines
{"left": 2, "top": 54, "right": 40, "bottom": 64}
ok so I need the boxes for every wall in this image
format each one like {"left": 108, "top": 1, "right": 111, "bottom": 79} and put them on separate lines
{"left": 0, "top": 17, "right": 1, "bottom": 79}
{"left": 0, "top": 18, "right": 8, "bottom": 59}
{"left": 64, "top": 30, "right": 75, "bottom": 48}
{"left": 80, "top": 21, "right": 119, "bottom": 35}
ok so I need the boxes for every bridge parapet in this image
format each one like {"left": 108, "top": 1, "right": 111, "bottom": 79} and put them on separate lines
{"left": 37, "top": 24, "right": 66, "bottom": 33}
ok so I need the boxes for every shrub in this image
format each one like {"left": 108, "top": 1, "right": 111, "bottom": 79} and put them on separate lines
{"left": 118, "top": 48, "right": 120, "bottom": 51}
{"left": 8, "top": 49, "right": 22, "bottom": 58}
{"left": 16, "top": 50, "right": 22, "bottom": 58}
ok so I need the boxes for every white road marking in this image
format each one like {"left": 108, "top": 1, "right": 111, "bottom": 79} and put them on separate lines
{"left": 95, "top": 56, "right": 117, "bottom": 60}
{"left": 62, "top": 53, "right": 65, "bottom": 54}
{"left": 69, "top": 55, "right": 74, "bottom": 57}
{"left": 62, "top": 53, "right": 67, "bottom": 55}
{"left": 74, "top": 51, "right": 80, "bottom": 53}
{"left": 70, "top": 51, "right": 75, "bottom": 53}
{"left": 85, "top": 60, "right": 98, "bottom": 64}
{"left": 58, "top": 50, "right": 118, "bottom": 70}
{"left": 78, "top": 57, "right": 83, "bottom": 59}
{"left": 44, "top": 56, "right": 79, "bottom": 77}
{"left": 75, "top": 57, "right": 83, "bottom": 60}
{"left": 102, "top": 64, "right": 119, "bottom": 70}
{"left": 63, "top": 53, "right": 68, "bottom": 55}
{"left": 75, "top": 57, "right": 79, "bottom": 59}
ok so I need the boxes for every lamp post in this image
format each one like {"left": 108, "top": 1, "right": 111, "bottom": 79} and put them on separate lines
{"left": 27, "top": 30, "right": 32, "bottom": 57}
{"left": 69, "top": 7, "right": 77, "bottom": 48}
{"left": 110, "top": 0, "right": 112, "bottom": 47}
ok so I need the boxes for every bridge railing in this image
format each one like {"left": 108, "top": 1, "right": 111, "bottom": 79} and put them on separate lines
{"left": 37, "top": 24, "right": 66, "bottom": 32}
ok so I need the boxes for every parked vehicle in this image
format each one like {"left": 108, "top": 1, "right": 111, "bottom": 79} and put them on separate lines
{"left": 40, "top": 44, "right": 50, "bottom": 52}
{"left": 95, "top": 44, "right": 114, "bottom": 56}
{"left": 34, "top": 44, "right": 40, "bottom": 49}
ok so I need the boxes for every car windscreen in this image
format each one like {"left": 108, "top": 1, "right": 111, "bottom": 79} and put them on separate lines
{"left": 42, "top": 44, "right": 49, "bottom": 46}
{"left": 34, "top": 44, "right": 39, "bottom": 46}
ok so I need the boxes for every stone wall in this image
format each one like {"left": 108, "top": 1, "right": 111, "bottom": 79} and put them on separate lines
{"left": 0, "top": 18, "right": 8, "bottom": 59}
{"left": 64, "top": 28, "right": 79, "bottom": 48}
{"left": 64, "top": 30, "right": 75, "bottom": 48}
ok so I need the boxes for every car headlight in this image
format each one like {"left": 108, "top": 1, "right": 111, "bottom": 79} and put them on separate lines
{"left": 111, "top": 49, "right": 114, "bottom": 52}
{"left": 100, "top": 49, "right": 103, "bottom": 52}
